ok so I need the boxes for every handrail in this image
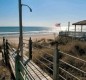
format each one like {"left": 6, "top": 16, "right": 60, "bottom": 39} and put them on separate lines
{"left": 27, "top": 63, "right": 42, "bottom": 80}
{"left": 32, "top": 42, "right": 54, "bottom": 50}
{"left": 39, "top": 55, "right": 53, "bottom": 64}
{"left": 33, "top": 55, "right": 53, "bottom": 72}
{"left": 59, "top": 51, "right": 86, "bottom": 63}
{"left": 8, "top": 44, "right": 14, "bottom": 52}
{"left": 29, "top": 61, "right": 49, "bottom": 80}
{"left": 20, "top": 61, "right": 35, "bottom": 80}
{"left": 60, "top": 60, "right": 86, "bottom": 74}
{"left": 59, "top": 74, "right": 66, "bottom": 80}
{"left": 59, "top": 67, "right": 80, "bottom": 80}
{"left": 33, "top": 46, "right": 53, "bottom": 64}
{"left": 33, "top": 46, "right": 53, "bottom": 57}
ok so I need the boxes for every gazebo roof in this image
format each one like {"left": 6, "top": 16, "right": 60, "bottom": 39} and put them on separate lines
{"left": 72, "top": 20, "right": 86, "bottom": 25}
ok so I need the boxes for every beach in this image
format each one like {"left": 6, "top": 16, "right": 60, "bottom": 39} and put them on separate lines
{"left": 0, "top": 26, "right": 59, "bottom": 45}
{"left": 0, "top": 33, "right": 56, "bottom": 46}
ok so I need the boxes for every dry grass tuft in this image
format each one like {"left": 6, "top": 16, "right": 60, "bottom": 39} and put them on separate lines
{"left": 0, "top": 64, "right": 11, "bottom": 80}
{"left": 0, "top": 41, "right": 11, "bottom": 80}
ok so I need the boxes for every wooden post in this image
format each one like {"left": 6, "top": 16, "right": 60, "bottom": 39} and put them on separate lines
{"left": 19, "top": 0, "right": 23, "bottom": 61}
{"left": 75, "top": 25, "right": 76, "bottom": 38}
{"left": 29, "top": 37, "right": 32, "bottom": 60}
{"left": 6, "top": 39, "right": 9, "bottom": 66}
{"left": 53, "top": 43, "right": 59, "bottom": 80}
{"left": 3, "top": 37, "right": 7, "bottom": 65}
{"left": 81, "top": 25, "right": 83, "bottom": 37}
{"left": 81, "top": 25, "right": 83, "bottom": 32}
{"left": 3, "top": 37, "right": 5, "bottom": 63}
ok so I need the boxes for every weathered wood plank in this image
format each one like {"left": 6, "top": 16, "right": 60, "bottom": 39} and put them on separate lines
{"left": 24, "top": 56, "right": 52, "bottom": 80}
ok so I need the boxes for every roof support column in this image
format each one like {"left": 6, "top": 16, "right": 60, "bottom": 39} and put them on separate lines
{"left": 81, "top": 25, "right": 83, "bottom": 37}
{"left": 68, "top": 22, "right": 70, "bottom": 35}
{"left": 75, "top": 25, "right": 76, "bottom": 38}
{"left": 81, "top": 25, "right": 83, "bottom": 32}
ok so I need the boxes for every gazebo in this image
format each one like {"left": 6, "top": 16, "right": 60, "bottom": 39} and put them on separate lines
{"left": 72, "top": 20, "right": 86, "bottom": 32}
{"left": 72, "top": 20, "right": 86, "bottom": 38}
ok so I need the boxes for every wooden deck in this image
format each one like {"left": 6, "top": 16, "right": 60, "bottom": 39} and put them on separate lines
{"left": 59, "top": 31, "right": 86, "bottom": 40}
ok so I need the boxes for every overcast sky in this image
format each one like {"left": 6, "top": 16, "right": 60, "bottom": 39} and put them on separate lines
{"left": 0, "top": 0, "right": 86, "bottom": 27}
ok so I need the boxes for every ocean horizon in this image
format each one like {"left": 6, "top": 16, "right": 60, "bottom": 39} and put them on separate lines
{"left": 0, "top": 26, "right": 60, "bottom": 37}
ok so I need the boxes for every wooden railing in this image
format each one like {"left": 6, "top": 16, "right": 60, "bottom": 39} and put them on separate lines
{"left": 59, "top": 31, "right": 86, "bottom": 39}
{"left": 31, "top": 40, "right": 86, "bottom": 80}
{"left": 2, "top": 37, "right": 52, "bottom": 80}
{"left": 1, "top": 37, "right": 86, "bottom": 80}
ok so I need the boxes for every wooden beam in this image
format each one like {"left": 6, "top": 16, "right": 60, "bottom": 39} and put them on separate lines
{"left": 75, "top": 25, "right": 76, "bottom": 37}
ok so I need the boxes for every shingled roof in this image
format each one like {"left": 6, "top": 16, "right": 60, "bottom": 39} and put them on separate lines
{"left": 72, "top": 20, "right": 86, "bottom": 25}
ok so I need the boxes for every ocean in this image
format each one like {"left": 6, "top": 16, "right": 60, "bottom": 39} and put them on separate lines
{"left": 0, "top": 26, "right": 59, "bottom": 37}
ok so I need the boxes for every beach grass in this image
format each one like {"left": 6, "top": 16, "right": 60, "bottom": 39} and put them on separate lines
{"left": 31, "top": 36, "right": 86, "bottom": 79}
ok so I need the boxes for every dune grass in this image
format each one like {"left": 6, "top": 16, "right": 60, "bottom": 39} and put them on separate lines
{"left": 0, "top": 65, "right": 11, "bottom": 80}
{"left": 31, "top": 37, "right": 86, "bottom": 79}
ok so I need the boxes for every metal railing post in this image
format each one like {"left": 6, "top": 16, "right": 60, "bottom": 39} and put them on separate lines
{"left": 29, "top": 37, "right": 32, "bottom": 60}
{"left": 53, "top": 43, "right": 59, "bottom": 80}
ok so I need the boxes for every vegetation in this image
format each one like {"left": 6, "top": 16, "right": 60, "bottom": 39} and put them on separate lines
{"left": 0, "top": 44, "right": 11, "bottom": 80}
{"left": 32, "top": 37, "right": 86, "bottom": 80}
{"left": 1, "top": 36, "right": 86, "bottom": 80}
{"left": 0, "top": 65, "right": 11, "bottom": 80}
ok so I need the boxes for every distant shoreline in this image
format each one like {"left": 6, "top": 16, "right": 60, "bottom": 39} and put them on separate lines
{"left": 0, "top": 26, "right": 59, "bottom": 38}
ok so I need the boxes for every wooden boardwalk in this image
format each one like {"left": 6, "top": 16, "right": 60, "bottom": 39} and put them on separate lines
{"left": 24, "top": 56, "right": 52, "bottom": 80}
{"left": 8, "top": 51, "right": 52, "bottom": 80}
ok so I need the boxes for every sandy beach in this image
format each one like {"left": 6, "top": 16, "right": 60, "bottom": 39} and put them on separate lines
{"left": 0, "top": 33, "right": 56, "bottom": 45}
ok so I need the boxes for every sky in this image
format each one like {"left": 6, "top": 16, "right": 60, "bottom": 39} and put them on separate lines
{"left": 0, "top": 0, "right": 86, "bottom": 27}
